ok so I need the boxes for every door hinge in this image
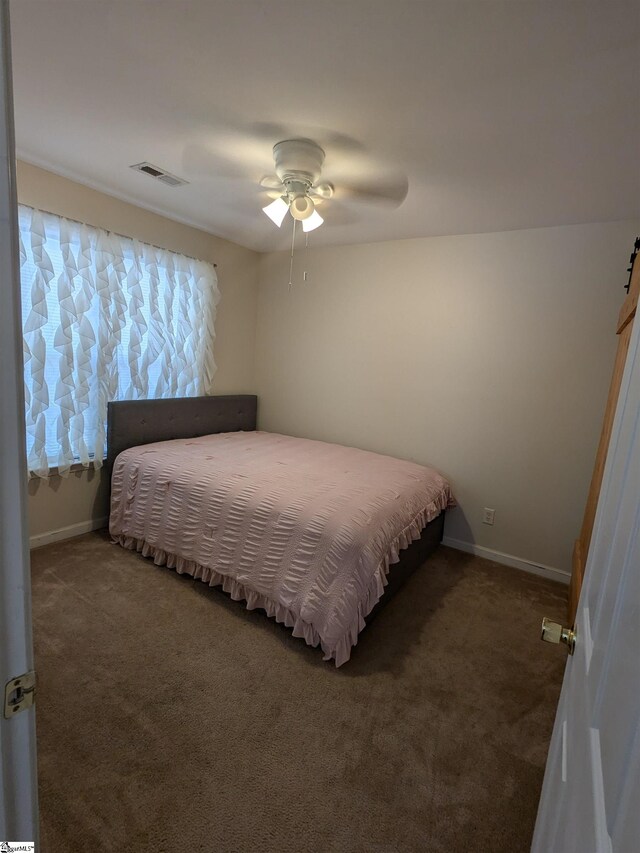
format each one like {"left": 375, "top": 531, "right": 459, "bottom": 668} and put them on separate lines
{"left": 4, "top": 671, "right": 36, "bottom": 718}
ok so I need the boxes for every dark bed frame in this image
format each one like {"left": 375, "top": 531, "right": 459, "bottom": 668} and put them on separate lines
{"left": 106, "top": 395, "right": 445, "bottom": 633}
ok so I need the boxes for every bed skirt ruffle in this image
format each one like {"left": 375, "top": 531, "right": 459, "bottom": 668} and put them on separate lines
{"left": 323, "top": 493, "right": 451, "bottom": 666}
{"left": 112, "top": 493, "right": 450, "bottom": 667}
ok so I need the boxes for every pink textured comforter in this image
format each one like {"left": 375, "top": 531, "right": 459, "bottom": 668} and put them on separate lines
{"left": 110, "top": 431, "right": 454, "bottom": 665}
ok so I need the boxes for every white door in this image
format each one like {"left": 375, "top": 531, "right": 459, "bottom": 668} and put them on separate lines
{"left": 0, "top": 0, "right": 39, "bottom": 845}
{"left": 532, "top": 275, "right": 640, "bottom": 850}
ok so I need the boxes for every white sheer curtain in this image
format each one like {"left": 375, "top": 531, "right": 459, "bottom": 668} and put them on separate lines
{"left": 18, "top": 204, "right": 220, "bottom": 478}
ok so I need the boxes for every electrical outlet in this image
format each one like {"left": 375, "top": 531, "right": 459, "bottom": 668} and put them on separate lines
{"left": 483, "top": 507, "right": 496, "bottom": 525}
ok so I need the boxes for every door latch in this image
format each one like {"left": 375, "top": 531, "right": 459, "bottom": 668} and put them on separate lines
{"left": 4, "top": 671, "right": 36, "bottom": 718}
{"left": 541, "top": 618, "right": 576, "bottom": 655}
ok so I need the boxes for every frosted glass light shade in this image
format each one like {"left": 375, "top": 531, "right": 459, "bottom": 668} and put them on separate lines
{"left": 289, "top": 195, "right": 315, "bottom": 220}
{"left": 302, "top": 209, "right": 324, "bottom": 232}
{"left": 262, "top": 197, "right": 289, "bottom": 227}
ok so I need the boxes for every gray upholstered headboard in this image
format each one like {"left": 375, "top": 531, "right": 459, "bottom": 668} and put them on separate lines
{"left": 106, "top": 395, "right": 258, "bottom": 470}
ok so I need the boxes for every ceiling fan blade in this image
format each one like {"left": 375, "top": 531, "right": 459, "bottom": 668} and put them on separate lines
{"left": 181, "top": 142, "right": 248, "bottom": 181}
{"left": 309, "top": 182, "right": 334, "bottom": 201}
{"left": 261, "top": 188, "right": 285, "bottom": 201}
{"left": 248, "top": 122, "right": 367, "bottom": 157}
{"left": 317, "top": 201, "right": 359, "bottom": 226}
{"left": 337, "top": 174, "right": 409, "bottom": 208}
{"left": 260, "top": 175, "right": 284, "bottom": 191}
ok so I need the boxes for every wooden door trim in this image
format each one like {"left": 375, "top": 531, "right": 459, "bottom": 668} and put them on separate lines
{"left": 618, "top": 285, "right": 638, "bottom": 334}
{"left": 569, "top": 242, "right": 639, "bottom": 623}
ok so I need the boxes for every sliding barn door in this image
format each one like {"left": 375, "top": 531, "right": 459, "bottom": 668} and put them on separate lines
{"left": 568, "top": 241, "right": 639, "bottom": 623}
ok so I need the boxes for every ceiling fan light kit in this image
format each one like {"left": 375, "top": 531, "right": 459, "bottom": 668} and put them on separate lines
{"left": 260, "top": 138, "right": 333, "bottom": 233}
{"left": 290, "top": 193, "right": 314, "bottom": 221}
{"left": 262, "top": 196, "right": 289, "bottom": 227}
{"left": 302, "top": 209, "right": 324, "bottom": 232}
{"left": 258, "top": 135, "right": 406, "bottom": 284}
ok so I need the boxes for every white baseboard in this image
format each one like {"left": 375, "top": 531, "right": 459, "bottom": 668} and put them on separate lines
{"left": 29, "top": 516, "right": 109, "bottom": 550}
{"left": 442, "top": 536, "right": 570, "bottom": 585}
{"left": 28, "top": 521, "right": 570, "bottom": 585}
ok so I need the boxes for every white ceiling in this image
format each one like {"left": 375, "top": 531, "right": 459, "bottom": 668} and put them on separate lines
{"left": 9, "top": 0, "right": 640, "bottom": 253}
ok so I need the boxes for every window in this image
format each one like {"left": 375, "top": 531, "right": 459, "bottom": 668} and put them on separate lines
{"left": 19, "top": 205, "right": 219, "bottom": 477}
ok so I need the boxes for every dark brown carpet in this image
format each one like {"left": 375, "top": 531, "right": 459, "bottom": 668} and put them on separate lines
{"left": 31, "top": 531, "right": 566, "bottom": 853}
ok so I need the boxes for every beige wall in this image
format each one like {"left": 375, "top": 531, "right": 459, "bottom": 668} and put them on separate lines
{"left": 19, "top": 161, "right": 260, "bottom": 542}
{"left": 255, "top": 221, "right": 640, "bottom": 574}
{"left": 21, "top": 162, "right": 637, "bottom": 575}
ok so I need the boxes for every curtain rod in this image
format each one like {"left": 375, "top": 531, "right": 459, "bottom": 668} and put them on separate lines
{"left": 20, "top": 203, "right": 217, "bottom": 267}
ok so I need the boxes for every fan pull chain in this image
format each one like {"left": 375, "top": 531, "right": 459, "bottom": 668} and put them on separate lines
{"left": 288, "top": 219, "right": 297, "bottom": 291}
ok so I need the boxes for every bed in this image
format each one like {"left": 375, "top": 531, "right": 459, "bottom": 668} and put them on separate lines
{"left": 107, "top": 395, "right": 454, "bottom": 665}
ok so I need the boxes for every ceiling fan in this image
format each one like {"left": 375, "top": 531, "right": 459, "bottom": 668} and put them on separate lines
{"left": 258, "top": 137, "right": 409, "bottom": 233}
{"left": 182, "top": 126, "right": 409, "bottom": 238}
{"left": 259, "top": 138, "right": 334, "bottom": 232}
